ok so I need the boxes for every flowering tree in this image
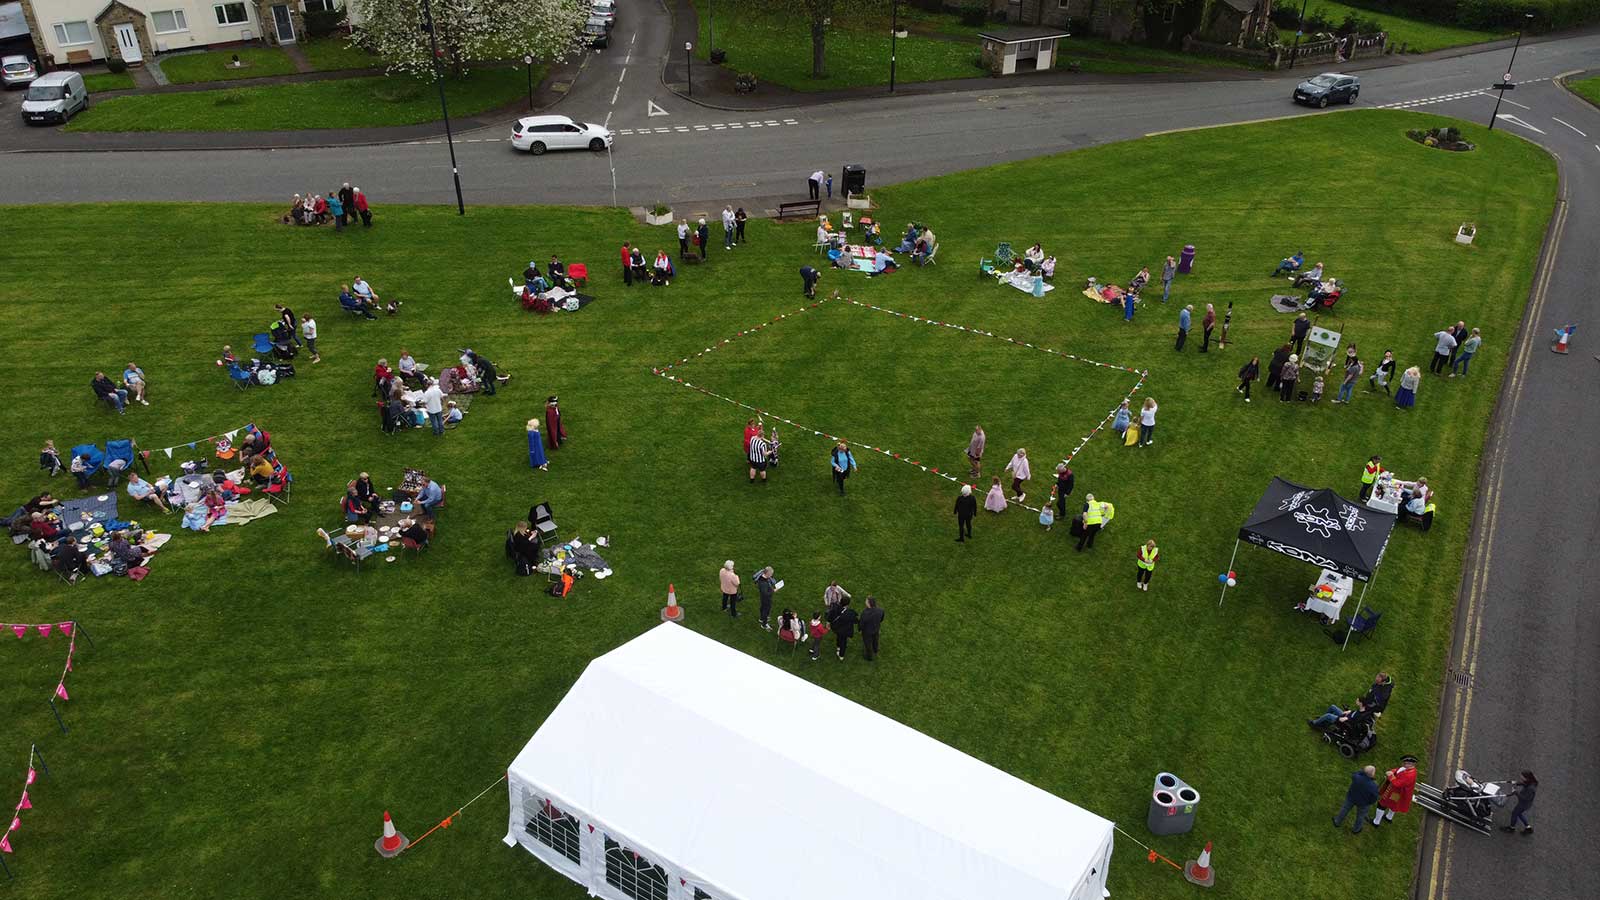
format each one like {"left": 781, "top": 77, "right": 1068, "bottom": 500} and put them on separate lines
{"left": 351, "top": 0, "right": 590, "bottom": 79}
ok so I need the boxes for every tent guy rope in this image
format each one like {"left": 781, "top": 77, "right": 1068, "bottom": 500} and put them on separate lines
{"left": 394, "top": 773, "right": 508, "bottom": 855}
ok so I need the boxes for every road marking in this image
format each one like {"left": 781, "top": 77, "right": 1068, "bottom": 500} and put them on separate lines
{"left": 674, "top": 126, "right": 689, "bottom": 132}
{"left": 1595, "top": 143, "right": 1600, "bottom": 153}
{"left": 630, "top": 32, "right": 636, "bottom": 46}
{"left": 647, "top": 99, "right": 669, "bottom": 117}
{"left": 712, "top": 124, "right": 726, "bottom": 129}
{"left": 1552, "top": 116, "right": 1587, "bottom": 136}
{"left": 603, "top": 111, "right": 612, "bottom": 128}
{"left": 784, "top": 118, "right": 798, "bottom": 124}
{"left": 1375, "top": 89, "right": 1488, "bottom": 110}
{"left": 729, "top": 123, "right": 743, "bottom": 128}
{"left": 693, "top": 125, "right": 708, "bottom": 130}
{"left": 654, "top": 127, "right": 670, "bottom": 133}
{"left": 1496, "top": 113, "right": 1546, "bottom": 134}
{"left": 611, "top": 86, "right": 620, "bottom": 105}
{"left": 616, "top": 68, "right": 626, "bottom": 85}
{"left": 1145, "top": 111, "right": 1318, "bottom": 137}
{"left": 624, "top": 51, "right": 631, "bottom": 65}
{"left": 1495, "top": 95, "right": 1531, "bottom": 110}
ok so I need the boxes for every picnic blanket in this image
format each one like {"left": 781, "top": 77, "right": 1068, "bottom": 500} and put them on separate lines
{"left": 829, "top": 244, "right": 884, "bottom": 274}
{"left": 1082, "top": 284, "right": 1124, "bottom": 304}
{"left": 52, "top": 493, "right": 119, "bottom": 538}
{"left": 220, "top": 498, "right": 278, "bottom": 526}
{"left": 1271, "top": 294, "right": 1303, "bottom": 313}
{"left": 999, "top": 270, "right": 1053, "bottom": 294}
{"left": 553, "top": 538, "right": 612, "bottom": 577}
{"left": 509, "top": 284, "right": 596, "bottom": 311}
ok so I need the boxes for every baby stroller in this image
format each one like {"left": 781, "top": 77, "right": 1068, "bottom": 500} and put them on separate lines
{"left": 1413, "top": 769, "right": 1509, "bottom": 835}
{"left": 269, "top": 322, "right": 299, "bottom": 360}
{"left": 1320, "top": 715, "right": 1377, "bottom": 758}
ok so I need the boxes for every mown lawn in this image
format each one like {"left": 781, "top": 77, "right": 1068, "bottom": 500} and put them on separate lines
{"left": 1301, "top": 1, "right": 1509, "bottom": 53}
{"left": 1566, "top": 73, "right": 1600, "bottom": 106}
{"left": 301, "top": 36, "right": 380, "bottom": 72}
{"left": 66, "top": 67, "right": 533, "bottom": 132}
{"left": 82, "top": 72, "right": 135, "bottom": 92}
{"left": 157, "top": 47, "right": 299, "bottom": 83}
{"left": 0, "top": 110, "right": 1554, "bottom": 900}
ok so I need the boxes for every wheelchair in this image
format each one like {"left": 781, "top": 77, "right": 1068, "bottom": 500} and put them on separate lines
{"left": 1319, "top": 717, "right": 1378, "bottom": 758}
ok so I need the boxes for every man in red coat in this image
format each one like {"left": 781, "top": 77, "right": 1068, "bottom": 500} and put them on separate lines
{"left": 620, "top": 243, "right": 632, "bottom": 286}
{"left": 545, "top": 396, "right": 567, "bottom": 450}
{"left": 1372, "top": 755, "right": 1418, "bottom": 828}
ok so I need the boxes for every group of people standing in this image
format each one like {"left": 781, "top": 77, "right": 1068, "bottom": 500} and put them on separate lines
{"left": 719, "top": 562, "right": 887, "bottom": 662}
{"left": 283, "top": 183, "right": 373, "bottom": 229}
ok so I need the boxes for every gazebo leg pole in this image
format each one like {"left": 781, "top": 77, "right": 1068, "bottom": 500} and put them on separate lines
{"left": 1218, "top": 540, "right": 1240, "bottom": 607}
{"left": 1342, "top": 578, "right": 1373, "bottom": 651}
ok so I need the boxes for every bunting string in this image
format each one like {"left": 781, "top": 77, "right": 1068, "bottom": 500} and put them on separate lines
{"left": 2, "top": 745, "right": 44, "bottom": 857}
{"left": 134, "top": 423, "right": 256, "bottom": 460}
{"left": 650, "top": 295, "right": 1149, "bottom": 511}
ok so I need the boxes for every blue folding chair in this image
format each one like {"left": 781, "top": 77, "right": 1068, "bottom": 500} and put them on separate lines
{"left": 103, "top": 438, "right": 135, "bottom": 487}
{"left": 228, "top": 364, "right": 254, "bottom": 390}
{"left": 68, "top": 443, "right": 105, "bottom": 485}
{"left": 252, "top": 333, "right": 273, "bottom": 355}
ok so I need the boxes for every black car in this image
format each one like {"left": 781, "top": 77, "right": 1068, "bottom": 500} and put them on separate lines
{"left": 1293, "top": 73, "right": 1359, "bottom": 108}
{"left": 584, "top": 17, "right": 609, "bottom": 48}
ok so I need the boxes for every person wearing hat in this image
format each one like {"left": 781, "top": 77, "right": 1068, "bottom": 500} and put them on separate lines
{"left": 1371, "top": 756, "right": 1418, "bottom": 828}
{"left": 719, "top": 560, "right": 741, "bottom": 617}
{"left": 544, "top": 396, "right": 567, "bottom": 450}
{"left": 954, "top": 484, "right": 977, "bottom": 542}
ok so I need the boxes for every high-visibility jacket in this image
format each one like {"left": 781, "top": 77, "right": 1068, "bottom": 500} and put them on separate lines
{"left": 1362, "top": 462, "right": 1383, "bottom": 485}
{"left": 1100, "top": 502, "right": 1115, "bottom": 524}
{"left": 1083, "top": 501, "right": 1104, "bottom": 526}
{"left": 1137, "top": 544, "right": 1160, "bottom": 571}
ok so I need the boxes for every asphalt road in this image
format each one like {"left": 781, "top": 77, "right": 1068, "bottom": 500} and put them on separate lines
{"left": 2, "top": 8, "right": 1597, "bottom": 899}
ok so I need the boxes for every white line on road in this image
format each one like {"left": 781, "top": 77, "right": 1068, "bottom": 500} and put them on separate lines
{"left": 1552, "top": 116, "right": 1588, "bottom": 137}
{"left": 630, "top": 32, "right": 636, "bottom": 46}
{"left": 1496, "top": 95, "right": 1531, "bottom": 110}
{"left": 617, "top": 68, "right": 626, "bottom": 84}
{"left": 604, "top": 111, "right": 612, "bottom": 128}
{"left": 624, "top": 52, "right": 631, "bottom": 65}
{"left": 1595, "top": 144, "right": 1600, "bottom": 153}
{"left": 1496, "top": 114, "right": 1546, "bottom": 134}
{"left": 611, "top": 86, "right": 620, "bottom": 105}
{"left": 654, "top": 127, "right": 670, "bottom": 133}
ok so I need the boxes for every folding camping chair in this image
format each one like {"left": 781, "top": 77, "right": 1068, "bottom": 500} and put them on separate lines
{"left": 251, "top": 333, "right": 273, "bottom": 355}
{"left": 528, "top": 501, "right": 559, "bottom": 544}
{"left": 262, "top": 463, "right": 294, "bottom": 505}
{"left": 228, "top": 364, "right": 254, "bottom": 390}
{"left": 103, "top": 439, "right": 135, "bottom": 487}
{"left": 567, "top": 263, "right": 589, "bottom": 288}
{"left": 68, "top": 443, "right": 105, "bottom": 485}
{"left": 994, "top": 242, "right": 1014, "bottom": 266}
{"left": 1330, "top": 606, "right": 1382, "bottom": 645}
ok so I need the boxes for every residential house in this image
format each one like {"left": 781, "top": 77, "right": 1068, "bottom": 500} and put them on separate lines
{"left": 1200, "top": 0, "right": 1272, "bottom": 46}
{"left": 16, "top": 0, "right": 340, "bottom": 67}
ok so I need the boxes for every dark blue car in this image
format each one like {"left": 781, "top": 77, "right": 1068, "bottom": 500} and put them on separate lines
{"left": 1294, "top": 73, "right": 1360, "bottom": 108}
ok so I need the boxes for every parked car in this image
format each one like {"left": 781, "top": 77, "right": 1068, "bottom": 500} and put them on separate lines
{"left": 1293, "top": 73, "right": 1359, "bottom": 108}
{"left": 20, "top": 71, "right": 88, "bottom": 124}
{"left": 591, "top": 0, "right": 616, "bottom": 28}
{"left": 584, "top": 16, "right": 610, "bottom": 48}
{"left": 511, "top": 114, "right": 614, "bottom": 155}
{"left": 2, "top": 54, "right": 38, "bottom": 89}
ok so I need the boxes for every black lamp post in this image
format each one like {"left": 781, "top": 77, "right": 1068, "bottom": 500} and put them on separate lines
{"left": 685, "top": 41, "right": 693, "bottom": 97}
{"left": 1288, "top": 0, "right": 1309, "bottom": 69}
{"left": 889, "top": 0, "right": 899, "bottom": 92}
{"left": 1487, "top": 13, "right": 1535, "bottom": 132}
{"left": 421, "top": 0, "right": 464, "bottom": 216}
{"left": 523, "top": 54, "right": 534, "bottom": 111}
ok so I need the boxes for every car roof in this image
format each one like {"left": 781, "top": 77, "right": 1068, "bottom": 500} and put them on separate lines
{"left": 518, "top": 115, "right": 577, "bottom": 126}
{"left": 1317, "top": 72, "right": 1354, "bottom": 78}
{"left": 31, "top": 72, "right": 79, "bottom": 86}
{"left": 2, "top": 55, "right": 31, "bottom": 64}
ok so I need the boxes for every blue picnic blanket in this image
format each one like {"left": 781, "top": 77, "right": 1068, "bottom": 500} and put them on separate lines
{"left": 51, "top": 493, "right": 119, "bottom": 537}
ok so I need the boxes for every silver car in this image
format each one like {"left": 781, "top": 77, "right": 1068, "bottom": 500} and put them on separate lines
{"left": 2, "top": 55, "right": 38, "bottom": 89}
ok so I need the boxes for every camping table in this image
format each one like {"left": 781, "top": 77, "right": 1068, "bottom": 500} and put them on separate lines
{"left": 1303, "top": 569, "right": 1354, "bottom": 622}
{"left": 1366, "top": 473, "right": 1417, "bottom": 516}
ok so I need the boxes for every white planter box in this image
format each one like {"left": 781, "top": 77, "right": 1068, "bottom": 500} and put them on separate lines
{"left": 1454, "top": 226, "right": 1475, "bottom": 245}
{"left": 847, "top": 194, "right": 872, "bottom": 210}
{"left": 645, "top": 210, "right": 674, "bottom": 226}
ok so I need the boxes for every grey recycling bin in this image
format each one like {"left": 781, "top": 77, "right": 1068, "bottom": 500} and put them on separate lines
{"left": 842, "top": 164, "right": 866, "bottom": 196}
{"left": 1177, "top": 244, "right": 1197, "bottom": 274}
{"left": 1147, "top": 772, "right": 1200, "bottom": 836}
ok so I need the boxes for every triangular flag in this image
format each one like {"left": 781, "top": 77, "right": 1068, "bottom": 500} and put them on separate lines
{"left": 37, "top": 625, "right": 50, "bottom": 638}
{"left": 66, "top": 655, "right": 72, "bottom": 672}
{"left": 25, "top": 769, "right": 34, "bottom": 786}
{"left": 163, "top": 447, "right": 173, "bottom": 458}
{"left": 55, "top": 683, "right": 68, "bottom": 701}
{"left": 8, "top": 817, "right": 17, "bottom": 833}
{"left": 0, "top": 835, "right": 10, "bottom": 853}
{"left": 10, "top": 626, "right": 23, "bottom": 639}
{"left": 58, "top": 623, "right": 71, "bottom": 636}
{"left": 225, "top": 430, "right": 239, "bottom": 440}
{"left": 16, "top": 792, "right": 29, "bottom": 811}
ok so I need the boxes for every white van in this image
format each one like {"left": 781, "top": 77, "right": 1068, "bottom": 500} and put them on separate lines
{"left": 20, "top": 71, "right": 88, "bottom": 125}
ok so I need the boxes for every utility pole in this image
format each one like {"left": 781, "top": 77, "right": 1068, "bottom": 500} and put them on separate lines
{"left": 890, "top": 0, "right": 899, "bottom": 92}
{"left": 1288, "top": 0, "right": 1309, "bottom": 69}
{"left": 421, "top": 0, "right": 464, "bottom": 215}
{"left": 1488, "top": 13, "right": 1534, "bottom": 132}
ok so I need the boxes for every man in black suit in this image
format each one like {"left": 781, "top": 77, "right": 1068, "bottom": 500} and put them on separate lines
{"left": 859, "top": 596, "right": 885, "bottom": 661}
{"left": 829, "top": 597, "right": 859, "bottom": 662}
{"left": 954, "top": 484, "right": 976, "bottom": 542}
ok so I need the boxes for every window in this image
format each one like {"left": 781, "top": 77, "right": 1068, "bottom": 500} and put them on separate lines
{"left": 303, "top": 0, "right": 337, "bottom": 11}
{"left": 523, "top": 796, "right": 581, "bottom": 865}
{"left": 604, "top": 836, "right": 668, "bottom": 900}
{"left": 52, "top": 21, "right": 92, "bottom": 45}
{"left": 1058, "top": 0, "right": 1071, "bottom": 8}
{"left": 214, "top": 2, "right": 249, "bottom": 25}
{"left": 152, "top": 9, "right": 189, "bottom": 33}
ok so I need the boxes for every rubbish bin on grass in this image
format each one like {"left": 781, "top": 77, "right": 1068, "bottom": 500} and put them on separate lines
{"left": 1178, "top": 244, "right": 1197, "bottom": 274}
{"left": 842, "top": 164, "right": 866, "bottom": 196}
{"left": 1147, "top": 772, "right": 1200, "bottom": 835}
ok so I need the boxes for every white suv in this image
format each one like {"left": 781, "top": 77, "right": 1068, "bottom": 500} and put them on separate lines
{"left": 511, "top": 114, "right": 614, "bottom": 155}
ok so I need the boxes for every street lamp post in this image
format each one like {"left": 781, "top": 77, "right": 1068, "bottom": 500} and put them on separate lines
{"left": 523, "top": 54, "right": 534, "bottom": 111}
{"left": 421, "top": 0, "right": 464, "bottom": 216}
{"left": 1487, "top": 13, "right": 1535, "bottom": 132}
{"left": 1287, "top": 0, "right": 1309, "bottom": 69}
{"left": 685, "top": 42, "right": 693, "bottom": 97}
{"left": 889, "top": 0, "right": 899, "bottom": 92}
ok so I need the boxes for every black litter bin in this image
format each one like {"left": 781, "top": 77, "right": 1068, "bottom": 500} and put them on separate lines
{"left": 842, "top": 164, "right": 866, "bottom": 197}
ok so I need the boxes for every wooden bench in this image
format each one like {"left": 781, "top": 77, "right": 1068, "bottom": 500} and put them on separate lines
{"left": 776, "top": 199, "right": 821, "bottom": 221}
{"left": 65, "top": 50, "right": 93, "bottom": 66}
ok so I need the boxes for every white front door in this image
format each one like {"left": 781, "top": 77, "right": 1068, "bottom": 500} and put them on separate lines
{"left": 113, "top": 23, "right": 143, "bottom": 64}
{"left": 271, "top": 5, "right": 296, "bottom": 43}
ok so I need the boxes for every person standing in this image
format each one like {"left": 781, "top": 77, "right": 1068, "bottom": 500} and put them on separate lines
{"left": 822, "top": 580, "right": 851, "bottom": 620}
{"left": 275, "top": 303, "right": 301, "bottom": 346}
{"left": 748, "top": 429, "right": 772, "bottom": 483}
{"left": 807, "top": 611, "right": 830, "bottom": 661}
{"left": 339, "top": 183, "right": 355, "bottom": 222}
{"left": 1394, "top": 366, "right": 1421, "bottom": 409}
{"left": 735, "top": 207, "right": 748, "bottom": 244}
{"left": 1334, "top": 765, "right": 1382, "bottom": 833}
{"left": 1175, "top": 305, "right": 1192, "bottom": 351}
{"left": 1123, "top": 289, "right": 1136, "bottom": 323}
{"left": 545, "top": 396, "right": 568, "bottom": 449}
{"left": 620, "top": 242, "right": 633, "bottom": 286}
{"left": 1359, "top": 455, "right": 1383, "bottom": 501}
{"left": 826, "top": 173, "right": 834, "bottom": 198}
{"left": 829, "top": 597, "right": 859, "bottom": 661}
{"left": 1135, "top": 538, "right": 1159, "bottom": 591}
{"left": 808, "top": 169, "right": 824, "bottom": 200}
{"left": 1200, "top": 303, "right": 1216, "bottom": 352}
{"left": 966, "top": 425, "right": 986, "bottom": 479}
{"left": 1335, "top": 354, "right": 1363, "bottom": 404}
{"left": 1292, "top": 313, "right": 1312, "bottom": 358}
{"left": 954, "top": 483, "right": 977, "bottom": 542}
{"left": 1367, "top": 350, "right": 1396, "bottom": 394}
{"left": 353, "top": 186, "right": 372, "bottom": 226}
{"left": 1054, "top": 464, "right": 1075, "bottom": 520}
{"left": 677, "top": 219, "right": 690, "bottom": 258}
{"left": 722, "top": 205, "right": 736, "bottom": 250}
{"left": 1237, "top": 356, "right": 1259, "bottom": 402}
{"left": 719, "top": 560, "right": 742, "bottom": 617}
{"left": 301, "top": 314, "right": 320, "bottom": 363}
{"left": 1077, "top": 494, "right": 1105, "bottom": 551}
{"left": 1138, "top": 397, "right": 1158, "bottom": 446}
{"left": 422, "top": 378, "right": 445, "bottom": 435}
{"left": 1500, "top": 771, "right": 1538, "bottom": 835}
{"left": 1371, "top": 756, "right": 1418, "bottom": 828}
{"left": 1266, "top": 343, "right": 1291, "bottom": 391}
{"left": 1450, "top": 328, "right": 1481, "bottom": 377}
{"left": 859, "top": 596, "right": 885, "bottom": 661}
{"left": 327, "top": 190, "right": 346, "bottom": 231}
{"left": 1279, "top": 354, "right": 1300, "bottom": 402}
{"left": 800, "top": 265, "right": 820, "bottom": 298}
{"left": 754, "top": 566, "right": 777, "bottom": 630}
{"left": 527, "top": 418, "right": 549, "bottom": 471}
{"left": 1219, "top": 301, "right": 1233, "bottom": 347}
{"left": 830, "top": 441, "right": 857, "bottom": 495}
{"left": 696, "top": 218, "right": 709, "bottom": 260}
{"left": 1161, "top": 255, "right": 1176, "bottom": 302}
{"left": 1430, "top": 326, "right": 1458, "bottom": 374}
{"left": 1004, "top": 448, "right": 1031, "bottom": 502}
{"left": 1447, "top": 320, "right": 1469, "bottom": 367}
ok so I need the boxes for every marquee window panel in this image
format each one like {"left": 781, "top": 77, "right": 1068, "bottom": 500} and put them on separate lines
{"left": 603, "top": 835, "right": 669, "bottom": 900}
{"left": 522, "top": 792, "right": 581, "bottom": 865}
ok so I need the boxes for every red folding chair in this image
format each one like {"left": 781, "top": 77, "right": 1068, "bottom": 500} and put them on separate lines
{"left": 567, "top": 263, "right": 588, "bottom": 288}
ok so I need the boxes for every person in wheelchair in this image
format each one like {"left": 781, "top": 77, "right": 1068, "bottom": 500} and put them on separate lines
{"left": 1292, "top": 261, "right": 1325, "bottom": 288}
{"left": 1309, "top": 696, "right": 1375, "bottom": 733}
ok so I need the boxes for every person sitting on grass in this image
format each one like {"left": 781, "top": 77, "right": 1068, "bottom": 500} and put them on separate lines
{"left": 1273, "top": 251, "right": 1305, "bottom": 277}
{"left": 340, "top": 285, "right": 377, "bottom": 319}
{"left": 126, "top": 472, "right": 171, "bottom": 513}
{"left": 868, "top": 249, "right": 896, "bottom": 277}
{"left": 51, "top": 536, "right": 89, "bottom": 584}
{"left": 28, "top": 511, "right": 61, "bottom": 541}
{"left": 40, "top": 440, "right": 63, "bottom": 477}
{"left": 107, "top": 530, "right": 147, "bottom": 572}
{"left": 1023, "top": 243, "right": 1045, "bottom": 272}
{"left": 508, "top": 521, "right": 543, "bottom": 574}
{"left": 522, "top": 261, "right": 542, "bottom": 289}
{"left": 1041, "top": 255, "right": 1057, "bottom": 279}
{"left": 445, "top": 400, "right": 465, "bottom": 426}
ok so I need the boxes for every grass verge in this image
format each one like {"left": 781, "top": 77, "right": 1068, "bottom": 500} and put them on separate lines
{"left": 1302, "top": 1, "right": 1509, "bottom": 53}
{"left": 157, "top": 47, "right": 299, "bottom": 84}
{"left": 82, "top": 72, "right": 135, "bottom": 92}
{"left": 1565, "top": 73, "right": 1600, "bottom": 106}
{"left": 66, "top": 67, "right": 534, "bottom": 132}
{"left": 300, "top": 37, "right": 380, "bottom": 72}
{"left": 0, "top": 110, "right": 1554, "bottom": 900}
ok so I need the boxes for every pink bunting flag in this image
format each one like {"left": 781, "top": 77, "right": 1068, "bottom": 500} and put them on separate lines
{"left": 10, "top": 626, "right": 22, "bottom": 639}
{"left": 16, "top": 792, "right": 29, "bottom": 811}
{"left": 7, "top": 817, "right": 17, "bottom": 833}
{"left": 37, "top": 624, "right": 50, "bottom": 638}
{"left": 55, "top": 683, "right": 68, "bottom": 702}
{"left": 0, "top": 835, "right": 10, "bottom": 853}
{"left": 24, "top": 769, "right": 34, "bottom": 786}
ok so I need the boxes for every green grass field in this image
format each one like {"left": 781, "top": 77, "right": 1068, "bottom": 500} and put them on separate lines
{"left": 65, "top": 67, "right": 532, "bottom": 132}
{"left": 157, "top": 47, "right": 300, "bottom": 84}
{"left": 0, "top": 110, "right": 1554, "bottom": 900}
{"left": 82, "top": 71, "right": 136, "bottom": 92}
{"left": 1566, "top": 73, "right": 1600, "bottom": 106}
{"left": 1302, "top": 1, "right": 1508, "bottom": 53}
{"left": 300, "top": 37, "right": 381, "bottom": 72}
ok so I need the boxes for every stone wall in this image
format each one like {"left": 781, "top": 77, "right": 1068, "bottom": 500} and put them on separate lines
{"left": 96, "top": 1, "right": 152, "bottom": 65}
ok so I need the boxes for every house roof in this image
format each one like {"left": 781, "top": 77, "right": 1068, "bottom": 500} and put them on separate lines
{"left": 1217, "top": 0, "right": 1258, "bottom": 13}
{"left": 94, "top": 1, "right": 146, "bottom": 24}
{"left": 507, "top": 623, "right": 1115, "bottom": 900}
{"left": 978, "top": 26, "right": 1070, "bottom": 44}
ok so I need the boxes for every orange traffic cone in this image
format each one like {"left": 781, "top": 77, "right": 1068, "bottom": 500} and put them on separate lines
{"left": 1183, "top": 841, "right": 1215, "bottom": 887}
{"left": 375, "top": 810, "right": 409, "bottom": 858}
{"left": 661, "top": 583, "right": 684, "bottom": 622}
{"left": 1552, "top": 325, "right": 1573, "bottom": 354}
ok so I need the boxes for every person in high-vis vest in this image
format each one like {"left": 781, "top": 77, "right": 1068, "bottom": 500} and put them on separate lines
{"left": 1360, "top": 455, "right": 1384, "bottom": 501}
{"left": 1077, "top": 494, "right": 1105, "bottom": 551}
{"left": 1136, "top": 539, "right": 1160, "bottom": 591}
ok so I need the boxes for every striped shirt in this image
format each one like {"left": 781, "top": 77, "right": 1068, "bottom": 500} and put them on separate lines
{"left": 748, "top": 436, "right": 770, "bottom": 464}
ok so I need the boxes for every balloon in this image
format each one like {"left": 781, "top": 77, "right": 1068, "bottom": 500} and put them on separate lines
{"left": 1227, "top": 577, "right": 1237, "bottom": 587}
{"left": 1217, "top": 573, "right": 1228, "bottom": 583}
{"left": 1227, "top": 570, "right": 1237, "bottom": 579}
